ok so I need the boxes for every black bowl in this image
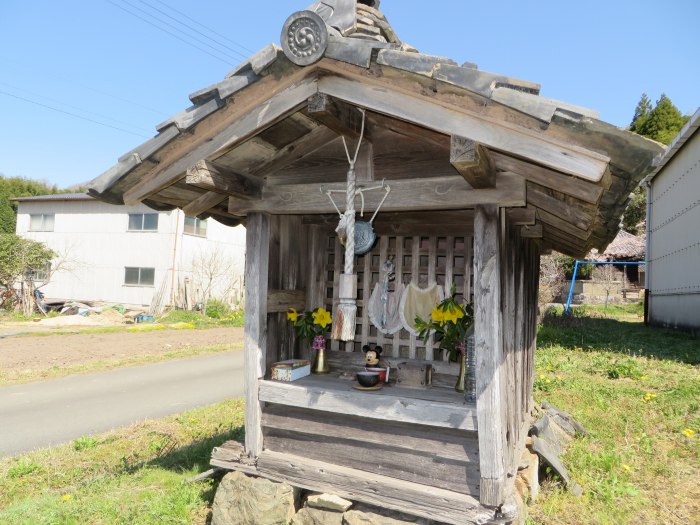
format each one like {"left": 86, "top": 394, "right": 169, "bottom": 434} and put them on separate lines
{"left": 356, "top": 371, "right": 380, "bottom": 387}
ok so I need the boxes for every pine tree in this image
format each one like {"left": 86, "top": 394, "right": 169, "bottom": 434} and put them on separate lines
{"left": 634, "top": 94, "right": 688, "bottom": 145}
{"left": 629, "top": 93, "right": 652, "bottom": 132}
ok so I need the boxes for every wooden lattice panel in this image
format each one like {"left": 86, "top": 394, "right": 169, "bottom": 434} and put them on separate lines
{"left": 324, "top": 235, "right": 473, "bottom": 362}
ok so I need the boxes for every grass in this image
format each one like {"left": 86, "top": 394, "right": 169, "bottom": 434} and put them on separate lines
{"left": 0, "top": 399, "right": 245, "bottom": 525}
{"left": 0, "top": 343, "right": 242, "bottom": 387}
{"left": 528, "top": 303, "right": 699, "bottom": 524}
{"left": 0, "top": 307, "right": 245, "bottom": 338}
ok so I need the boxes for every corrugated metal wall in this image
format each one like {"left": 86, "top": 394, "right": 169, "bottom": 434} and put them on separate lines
{"left": 647, "top": 131, "right": 700, "bottom": 334}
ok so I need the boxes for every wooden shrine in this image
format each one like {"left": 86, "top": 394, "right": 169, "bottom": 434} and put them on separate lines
{"left": 89, "top": 2, "right": 663, "bottom": 523}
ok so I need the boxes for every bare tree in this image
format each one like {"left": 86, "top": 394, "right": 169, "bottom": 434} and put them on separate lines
{"left": 539, "top": 253, "right": 566, "bottom": 312}
{"left": 592, "top": 264, "right": 623, "bottom": 310}
{"left": 189, "top": 246, "right": 241, "bottom": 315}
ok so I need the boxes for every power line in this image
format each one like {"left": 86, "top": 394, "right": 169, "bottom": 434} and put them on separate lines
{"left": 104, "top": 0, "right": 238, "bottom": 66}
{"left": 0, "top": 81, "right": 154, "bottom": 134}
{"left": 134, "top": 0, "right": 249, "bottom": 61}
{"left": 0, "top": 56, "right": 171, "bottom": 118}
{"left": 0, "top": 89, "right": 151, "bottom": 138}
{"left": 148, "top": 0, "right": 255, "bottom": 56}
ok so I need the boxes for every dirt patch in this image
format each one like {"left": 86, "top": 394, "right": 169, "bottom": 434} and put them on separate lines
{"left": 0, "top": 327, "right": 244, "bottom": 373}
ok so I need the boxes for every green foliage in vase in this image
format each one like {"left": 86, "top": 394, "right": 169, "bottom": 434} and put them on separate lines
{"left": 287, "top": 307, "right": 332, "bottom": 344}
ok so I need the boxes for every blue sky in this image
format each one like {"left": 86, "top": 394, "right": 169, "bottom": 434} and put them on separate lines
{"left": 1, "top": 0, "right": 698, "bottom": 189}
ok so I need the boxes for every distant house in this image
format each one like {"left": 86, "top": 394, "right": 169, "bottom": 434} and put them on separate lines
{"left": 13, "top": 193, "right": 246, "bottom": 309}
{"left": 645, "top": 107, "right": 700, "bottom": 335}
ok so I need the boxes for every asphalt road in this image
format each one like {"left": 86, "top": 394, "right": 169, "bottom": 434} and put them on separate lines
{"left": 0, "top": 351, "right": 244, "bottom": 457}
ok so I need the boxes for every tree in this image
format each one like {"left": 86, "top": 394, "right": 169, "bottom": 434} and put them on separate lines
{"left": 0, "top": 234, "right": 55, "bottom": 311}
{"left": 622, "top": 94, "right": 691, "bottom": 234}
{"left": 0, "top": 175, "right": 63, "bottom": 233}
{"left": 629, "top": 93, "right": 652, "bottom": 132}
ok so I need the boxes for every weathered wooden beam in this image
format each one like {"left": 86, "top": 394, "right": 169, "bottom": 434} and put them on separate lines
{"left": 534, "top": 206, "right": 592, "bottom": 241}
{"left": 307, "top": 93, "right": 364, "bottom": 140}
{"left": 474, "top": 204, "right": 507, "bottom": 507}
{"left": 450, "top": 137, "right": 496, "bottom": 189}
{"left": 365, "top": 112, "right": 450, "bottom": 150}
{"left": 520, "top": 223, "right": 543, "bottom": 239}
{"left": 491, "top": 151, "right": 604, "bottom": 204}
{"left": 182, "top": 191, "right": 228, "bottom": 217}
{"left": 250, "top": 125, "right": 339, "bottom": 177}
{"left": 229, "top": 172, "right": 526, "bottom": 215}
{"left": 527, "top": 182, "right": 594, "bottom": 231}
{"left": 186, "top": 160, "right": 262, "bottom": 200}
{"left": 318, "top": 75, "right": 610, "bottom": 182}
{"left": 257, "top": 451, "right": 494, "bottom": 525}
{"left": 244, "top": 213, "right": 270, "bottom": 459}
{"left": 122, "top": 75, "right": 318, "bottom": 205}
{"left": 506, "top": 207, "right": 536, "bottom": 225}
{"left": 267, "top": 289, "right": 305, "bottom": 314}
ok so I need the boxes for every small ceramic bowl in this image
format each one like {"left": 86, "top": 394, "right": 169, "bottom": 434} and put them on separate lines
{"left": 365, "top": 367, "right": 387, "bottom": 382}
{"left": 356, "top": 371, "right": 380, "bottom": 388}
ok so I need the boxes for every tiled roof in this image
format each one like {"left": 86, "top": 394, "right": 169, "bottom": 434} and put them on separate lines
{"left": 11, "top": 193, "right": 93, "bottom": 203}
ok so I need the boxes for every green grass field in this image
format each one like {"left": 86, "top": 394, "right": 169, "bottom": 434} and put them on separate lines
{"left": 0, "top": 400, "right": 245, "bottom": 525}
{"left": 528, "top": 304, "right": 699, "bottom": 524}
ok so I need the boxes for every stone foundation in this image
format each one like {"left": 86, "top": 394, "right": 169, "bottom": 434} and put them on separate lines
{"left": 211, "top": 471, "right": 451, "bottom": 525}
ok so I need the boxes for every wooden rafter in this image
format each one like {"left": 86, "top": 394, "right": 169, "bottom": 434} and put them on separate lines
{"left": 307, "top": 93, "right": 365, "bottom": 140}
{"left": 186, "top": 160, "right": 263, "bottom": 199}
{"left": 122, "top": 74, "right": 318, "bottom": 205}
{"left": 317, "top": 74, "right": 610, "bottom": 182}
{"left": 450, "top": 137, "right": 495, "bottom": 189}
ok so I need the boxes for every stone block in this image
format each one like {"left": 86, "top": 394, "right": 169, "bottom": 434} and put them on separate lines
{"left": 211, "top": 471, "right": 299, "bottom": 525}
{"left": 344, "top": 503, "right": 435, "bottom": 524}
{"left": 292, "top": 507, "right": 344, "bottom": 525}
{"left": 306, "top": 492, "right": 353, "bottom": 512}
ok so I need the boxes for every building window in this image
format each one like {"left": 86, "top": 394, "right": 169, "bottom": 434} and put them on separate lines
{"left": 128, "top": 213, "right": 159, "bottom": 231}
{"left": 29, "top": 214, "right": 55, "bottom": 232}
{"left": 124, "top": 267, "right": 155, "bottom": 287}
{"left": 29, "top": 262, "right": 51, "bottom": 282}
{"left": 184, "top": 216, "right": 207, "bottom": 237}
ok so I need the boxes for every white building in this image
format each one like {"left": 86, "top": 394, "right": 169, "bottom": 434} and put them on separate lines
{"left": 14, "top": 193, "right": 246, "bottom": 309}
{"left": 645, "top": 107, "right": 700, "bottom": 335}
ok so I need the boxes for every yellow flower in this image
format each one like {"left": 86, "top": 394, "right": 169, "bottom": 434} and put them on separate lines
{"left": 62, "top": 494, "right": 72, "bottom": 501}
{"left": 313, "top": 308, "right": 332, "bottom": 328}
{"left": 442, "top": 305, "right": 464, "bottom": 324}
{"left": 640, "top": 376, "right": 647, "bottom": 381}
{"left": 622, "top": 464, "right": 631, "bottom": 472}
{"left": 556, "top": 375, "right": 562, "bottom": 380}
{"left": 287, "top": 308, "right": 298, "bottom": 322}
{"left": 431, "top": 307, "right": 445, "bottom": 323}
{"left": 682, "top": 429, "right": 696, "bottom": 439}
{"left": 539, "top": 374, "right": 546, "bottom": 380}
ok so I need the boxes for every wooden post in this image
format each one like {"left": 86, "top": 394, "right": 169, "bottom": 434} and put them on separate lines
{"left": 474, "top": 204, "right": 507, "bottom": 507}
{"left": 244, "top": 212, "right": 270, "bottom": 459}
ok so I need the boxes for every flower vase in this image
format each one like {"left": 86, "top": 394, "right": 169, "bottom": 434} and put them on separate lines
{"left": 311, "top": 335, "right": 330, "bottom": 374}
{"left": 454, "top": 341, "right": 467, "bottom": 393}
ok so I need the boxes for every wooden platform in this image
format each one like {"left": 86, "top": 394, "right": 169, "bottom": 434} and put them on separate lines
{"left": 258, "top": 374, "right": 477, "bottom": 431}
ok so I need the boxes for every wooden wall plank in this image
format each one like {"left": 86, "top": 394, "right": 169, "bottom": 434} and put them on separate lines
{"left": 243, "top": 212, "right": 270, "bottom": 458}
{"left": 474, "top": 204, "right": 507, "bottom": 507}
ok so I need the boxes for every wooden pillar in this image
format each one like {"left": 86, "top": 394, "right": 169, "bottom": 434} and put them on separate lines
{"left": 244, "top": 212, "right": 270, "bottom": 459}
{"left": 474, "top": 204, "right": 507, "bottom": 507}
